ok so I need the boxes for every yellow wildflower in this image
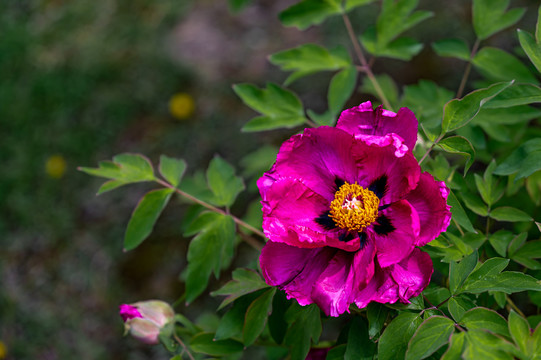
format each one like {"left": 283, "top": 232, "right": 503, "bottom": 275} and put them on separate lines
{"left": 169, "top": 93, "right": 195, "bottom": 120}
{"left": 45, "top": 155, "right": 67, "bottom": 179}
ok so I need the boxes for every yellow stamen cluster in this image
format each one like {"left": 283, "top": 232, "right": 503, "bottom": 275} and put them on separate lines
{"left": 329, "top": 182, "right": 380, "bottom": 232}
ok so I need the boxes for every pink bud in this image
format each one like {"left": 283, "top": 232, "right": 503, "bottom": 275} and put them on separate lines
{"left": 119, "top": 300, "right": 174, "bottom": 344}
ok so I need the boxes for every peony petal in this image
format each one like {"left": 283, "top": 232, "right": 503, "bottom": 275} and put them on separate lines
{"left": 406, "top": 172, "right": 452, "bottom": 246}
{"left": 354, "top": 264, "right": 399, "bottom": 309}
{"left": 259, "top": 241, "right": 337, "bottom": 306}
{"left": 368, "top": 200, "right": 419, "bottom": 267}
{"left": 354, "top": 133, "right": 409, "bottom": 157}
{"left": 390, "top": 248, "right": 433, "bottom": 302}
{"left": 311, "top": 251, "right": 355, "bottom": 316}
{"left": 311, "top": 241, "right": 376, "bottom": 316}
{"left": 354, "top": 248, "right": 432, "bottom": 308}
{"left": 351, "top": 240, "right": 376, "bottom": 288}
{"left": 273, "top": 127, "right": 362, "bottom": 200}
{"left": 260, "top": 177, "right": 360, "bottom": 251}
{"left": 351, "top": 143, "right": 421, "bottom": 206}
{"left": 336, "top": 101, "right": 418, "bottom": 151}
{"left": 263, "top": 126, "right": 420, "bottom": 206}
{"left": 257, "top": 163, "right": 278, "bottom": 200}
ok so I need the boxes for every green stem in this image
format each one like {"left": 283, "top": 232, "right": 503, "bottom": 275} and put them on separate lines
{"left": 453, "top": 218, "right": 465, "bottom": 236}
{"left": 485, "top": 207, "right": 491, "bottom": 238}
{"left": 173, "top": 333, "right": 195, "bottom": 360}
{"left": 506, "top": 295, "right": 526, "bottom": 318}
{"left": 456, "top": 39, "right": 480, "bottom": 99}
{"left": 436, "top": 296, "right": 452, "bottom": 309}
{"left": 418, "top": 133, "right": 444, "bottom": 165}
{"left": 423, "top": 294, "right": 465, "bottom": 331}
{"left": 305, "top": 118, "right": 318, "bottom": 128}
{"left": 155, "top": 178, "right": 265, "bottom": 250}
{"left": 342, "top": 13, "right": 393, "bottom": 111}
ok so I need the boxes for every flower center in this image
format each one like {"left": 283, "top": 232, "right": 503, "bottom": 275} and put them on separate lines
{"left": 329, "top": 182, "right": 379, "bottom": 232}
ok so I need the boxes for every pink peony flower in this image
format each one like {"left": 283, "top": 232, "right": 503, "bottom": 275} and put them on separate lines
{"left": 258, "top": 101, "right": 451, "bottom": 317}
{"left": 119, "top": 300, "right": 175, "bottom": 344}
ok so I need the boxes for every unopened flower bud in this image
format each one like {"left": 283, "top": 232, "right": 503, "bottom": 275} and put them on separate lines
{"left": 119, "top": 300, "right": 174, "bottom": 344}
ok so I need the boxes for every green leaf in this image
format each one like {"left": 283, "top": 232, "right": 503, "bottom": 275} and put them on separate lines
{"left": 206, "top": 155, "right": 244, "bottom": 207}
{"left": 472, "top": 106, "right": 541, "bottom": 125}
{"left": 527, "top": 171, "right": 541, "bottom": 206}
{"left": 443, "top": 233, "right": 475, "bottom": 261}
{"left": 495, "top": 138, "right": 541, "bottom": 179}
{"left": 508, "top": 310, "right": 530, "bottom": 355}
{"left": 185, "top": 213, "right": 236, "bottom": 303}
{"left": 284, "top": 304, "right": 322, "bottom": 360}
{"left": 447, "top": 190, "right": 476, "bottom": 233}
{"left": 438, "top": 136, "right": 475, "bottom": 174}
{"left": 401, "top": 80, "right": 454, "bottom": 129}
{"left": 533, "top": 322, "right": 541, "bottom": 355}
{"left": 385, "top": 295, "right": 424, "bottom": 311}
{"left": 159, "top": 155, "right": 187, "bottom": 187}
{"left": 361, "top": 74, "right": 399, "bottom": 110}
{"left": 518, "top": 29, "right": 541, "bottom": 74}
{"left": 376, "top": 36, "right": 424, "bottom": 60}
{"left": 461, "top": 269, "right": 541, "bottom": 295}
{"left": 447, "top": 297, "right": 467, "bottom": 322}
{"left": 474, "top": 174, "right": 492, "bottom": 206}
{"left": 328, "top": 66, "right": 357, "bottom": 116}
{"left": 536, "top": 4, "right": 541, "bottom": 41}
{"left": 470, "top": 257, "right": 510, "bottom": 277}
{"left": 460, "top": 307, "right": 510, "bottom": 337}
{"left": 268, "top": 291, "right": 290, "bottom": 344}
{"left": 211, "top": 268, "right": 269, "bottom": 310}
{"left": 481, "top": 160, "right": 501, "bottom": 203}
{"left": 405, "top": 316, "right": 455, "bottom": 360}
{"left": 490, "top": 207, "right": 533, "bottom": 222}
{"left": 508, "top": 232, "right": 528, "bottom": 257}
{"left": 442, "top": 81, "right": 513, "bottom": 133}
{"left": 367, "top": 302, "right": 390, "bottom": 338}
{"left": 473, "top": 0, "right": 525, "bottom": 40}
{"left": 278, "top": 0, "right": 342, "bottom": 30}
{"left": 442, "top": 332, "right": 466, "bottom": 360}
{"left": 345, "top": 0, "right": 376, "bottom": 12}
{"left": 234, "top": 83, "right": 307, "bottom": 132}
{"left": 432, "top": 38, "right": 471, "bottom": 61}
{"left": 492, "top": 291, "right": 507, "bottom": 309}
{"left": 269, "top": 44, "right": 351, "bottom": 85}
{"left": 124, "top": 188, "right": 173, "bottom": 251}
{"left": 327, "top": 345, "right": 347, "bottom": 360}
{"left": 473, "top": 47, "right": 537, "bottom": 83}
{"left": 345, "top": 317, "right": 376, "bottom": 360}
{"left": 243, "top": 288, "right": 276, "bottom": 346}
{"left": 512, "top": 240, "right": 541, "bottom": 270}
{"left": 360, "top": 27, "right": 424, "bottom": 60}
{"left": 190, "top": 333, "right": 243, "bottom": 356}
{"left": 463, "top": 329, "right": 516, "bottom": 360}
{"left": 484, "top": 84, "right": 541, "bottom": 108}
{"left": 376, "top": 0, "right": 433, "bottom": 47}
{"left": 378, "top": 312, "right": 423, "bottom": 360}
{"left": 461, "top": 192, "right": 489, "bottom": 216}
{"left": 215, "top": 294, "right": 254, "bottom": 341}
{"left": 174, "top": 313, "right": 198, "bottom": 334}
{"left": 79, "top": 153, "right": 155, "bottom": 189}
{"left": 97, "top": 179, "right": 129, "bottom": 195}
{"left": 449, "top": 251, "right": 478, "bottom": 295}
{"left": 489, "top": 230, "right": 513, "bottom": 257}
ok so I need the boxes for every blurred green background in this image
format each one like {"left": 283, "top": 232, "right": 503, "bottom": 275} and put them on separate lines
{"left": 0, "top": 1, "right": 300, "bottom": 358}
{"left": 1, "top": 0, "right": 539, "bottom": 358}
